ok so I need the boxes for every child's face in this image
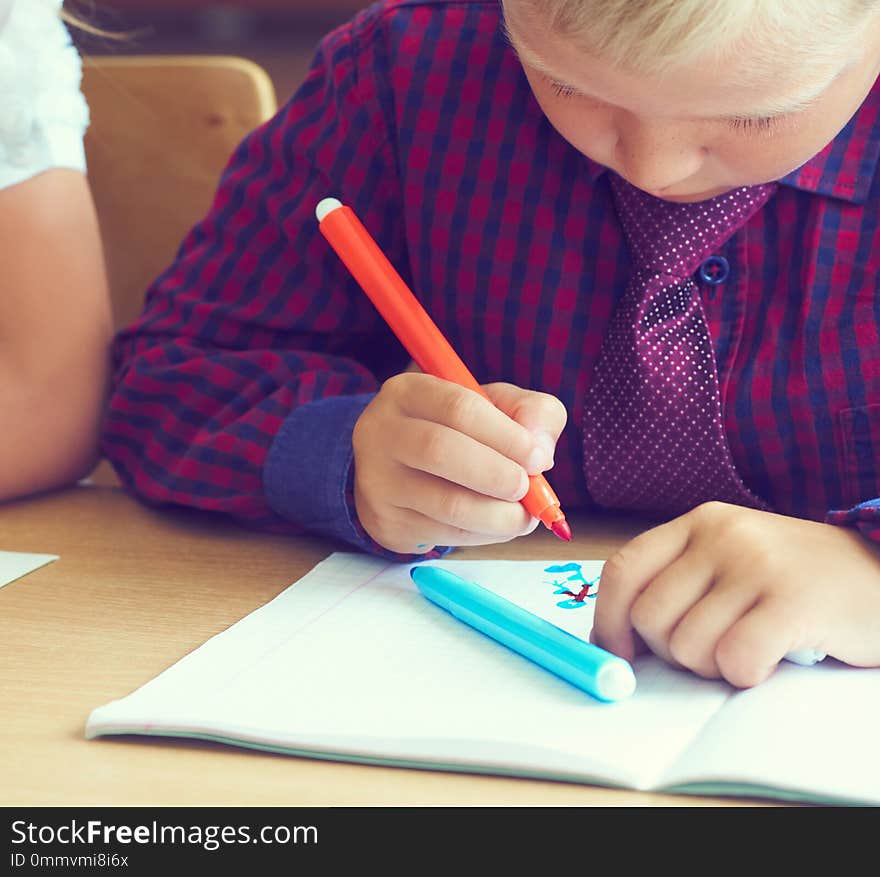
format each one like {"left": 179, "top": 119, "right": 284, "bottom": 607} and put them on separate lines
{"left": 504, "top": 3, "right": 880, "bottom": 202}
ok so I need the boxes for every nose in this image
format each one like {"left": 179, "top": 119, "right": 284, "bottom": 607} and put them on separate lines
{"left": 613, "top": 113, "right": 704, "bottom": 195}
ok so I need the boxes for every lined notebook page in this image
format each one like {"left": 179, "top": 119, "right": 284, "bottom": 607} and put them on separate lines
{"left": 88, "top": 553, "right": 732, "bottom": 789}
{"left": 659, "top": 659, "right": 880, "bottom": 802}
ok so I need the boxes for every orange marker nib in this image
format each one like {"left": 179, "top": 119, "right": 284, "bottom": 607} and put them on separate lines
{"left": 550, "top": 519, "right": 572, "bottom": 542}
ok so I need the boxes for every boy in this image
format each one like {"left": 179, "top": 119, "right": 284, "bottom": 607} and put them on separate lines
{"left": 103, "top": 0, "right": 880, "bottom": 687}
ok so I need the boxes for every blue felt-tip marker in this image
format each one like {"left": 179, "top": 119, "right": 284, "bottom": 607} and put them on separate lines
{"left": 410, "top": 565, "right": 637, "bottom": 702}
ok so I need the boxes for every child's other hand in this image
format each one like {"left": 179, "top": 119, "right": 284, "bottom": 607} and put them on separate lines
{"left": 352, "top": 373, "right": 567, "bottom": 553}
{"left": 591, "top": 502, "right": 880, "bottom": 687}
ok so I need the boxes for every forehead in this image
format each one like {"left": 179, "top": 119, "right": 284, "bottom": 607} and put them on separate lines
{"left": 503, "top": 1, "right": 860, "bottom": 119}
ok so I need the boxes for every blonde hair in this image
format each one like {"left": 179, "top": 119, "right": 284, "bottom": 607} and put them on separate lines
{"left": 60, "top": 2, "right": 119, "bottom": 38}
{"left": 60, "top": 6, "right": 92, "bottom": 31}
{"left": 515, "top": 0, "right": 880, "bottom": 77}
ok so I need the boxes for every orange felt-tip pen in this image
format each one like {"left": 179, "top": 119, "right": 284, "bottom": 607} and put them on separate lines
{"left": 315, "top": 196, "right": 571, "bottom": 542}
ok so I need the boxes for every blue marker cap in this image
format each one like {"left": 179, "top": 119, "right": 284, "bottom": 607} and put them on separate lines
{"left": 410, "top": 565, "right": 636, "bottom": 702}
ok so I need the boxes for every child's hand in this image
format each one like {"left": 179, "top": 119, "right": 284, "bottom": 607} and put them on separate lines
{"left": 591, "top": 502, "right": 880, "bottom": 687}
{"left": 352, "top": 372, "right": 567, "bottom": 553}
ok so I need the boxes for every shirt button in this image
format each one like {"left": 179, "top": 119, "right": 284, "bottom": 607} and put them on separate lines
{"left": 698, "top": 255, "right": 730, "bottom": 286}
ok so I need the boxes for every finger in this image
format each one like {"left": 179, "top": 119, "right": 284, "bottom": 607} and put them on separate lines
{"left": 628, "top": 551, "right": 716, "bottom": 668}
{"left": 667, "top": 573, "right": 760, "bottom": 679}
{"left": 715, "top": 596, "right": 797, "bottom": 688}
{"left": 392, "top": 466, "right": 537, "bottom": 539}
{"left": 390, "top": 374, "right": 549, "bottom": 474}
{"left": 483, "top": 383, "right": 568, "bottom": 471}
{"left": 592, "top": 514, "right": 694, "bottom": 662}
{"left": 393, "top": 418, "right": 529, "bottom": 502}
{"left": 590, "top": 627, "right": 650, "bottom": 659}
{"left": 381, "top": 507, "right": 538, "bottom": 554}
{"left": 359, "top": 507, "right": 536, "bottom": 555}
{"left": 356, "top": 465, "right": 537, "bottom": 553}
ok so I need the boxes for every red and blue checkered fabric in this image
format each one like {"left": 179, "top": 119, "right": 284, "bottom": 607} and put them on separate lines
{"left": 101, "top": 0, "right": 880, "bottom": 550}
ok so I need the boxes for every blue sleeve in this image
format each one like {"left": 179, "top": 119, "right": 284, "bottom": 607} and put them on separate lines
{"left": 826, "top": 497, "right": 880, "bottom": 543}
{"left": 263, "top": 392, "right": 451, "bottom": 561}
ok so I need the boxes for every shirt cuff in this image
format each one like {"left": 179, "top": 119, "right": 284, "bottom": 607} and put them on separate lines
{"left": 825, "top": 498, "right": 880, "bottom": 542}
{"left": 263, "top": 393, "right": 450, "bottom": 561}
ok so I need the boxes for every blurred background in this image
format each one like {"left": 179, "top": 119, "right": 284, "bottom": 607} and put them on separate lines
{"left": 73, "top": 0, "right": 373, "bottom": 103}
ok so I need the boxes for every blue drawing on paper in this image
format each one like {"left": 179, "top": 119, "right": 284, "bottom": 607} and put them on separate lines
{"left": 543, "top": 562, "right": 598, "bottom": 609}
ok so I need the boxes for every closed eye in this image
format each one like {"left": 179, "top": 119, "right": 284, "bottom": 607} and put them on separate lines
{"left": 726, "top": 114, "right": 785, "bottom": 134}
{"left": 548, "top": 78, "right": 579, "bottom": 99}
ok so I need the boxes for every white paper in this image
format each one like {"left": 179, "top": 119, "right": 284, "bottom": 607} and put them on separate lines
{"left": 87, "top": 554, "right": 730, "bottom": 790}
{"left": 0, "top": 549, "right": 57, "bottom": 589}
{"left": 87, "top": 553, "right": 880, "bottom": 802}
{"left": 660, "top": 659, "right": 880, "bottom": 803}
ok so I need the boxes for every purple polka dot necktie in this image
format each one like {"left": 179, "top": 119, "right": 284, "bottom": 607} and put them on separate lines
{"left": 581, "top": 174, "right": 777, "bottom": 516}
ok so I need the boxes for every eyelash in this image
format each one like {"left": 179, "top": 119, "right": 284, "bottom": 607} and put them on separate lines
{"left": 726, "top": 115, "right": 784, "bottom": 134}
{"left": 548, "top": 78, "right": 786, "bottom": 135}
{"left": 549, "top": 80, "right": 578, "bottom": 99}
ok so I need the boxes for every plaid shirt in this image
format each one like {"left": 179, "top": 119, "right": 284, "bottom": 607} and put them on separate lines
{"left": 101, "top": 0, "right": 880, "bottom": 554}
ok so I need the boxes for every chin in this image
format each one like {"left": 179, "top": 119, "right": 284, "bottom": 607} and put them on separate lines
{"left": 644, "top": 186, "right": 734, "bottom": 203}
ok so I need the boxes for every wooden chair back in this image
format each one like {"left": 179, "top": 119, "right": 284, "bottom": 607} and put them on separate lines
{"left": 82, "top": 55, "right": 277, "bottom": 328}
{"left": 81, "top": 55, "right": 276, "bottom": 486}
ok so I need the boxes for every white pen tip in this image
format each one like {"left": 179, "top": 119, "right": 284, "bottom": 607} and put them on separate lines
{"left": 316, "top": 197, "right": 343, "bottom": 222}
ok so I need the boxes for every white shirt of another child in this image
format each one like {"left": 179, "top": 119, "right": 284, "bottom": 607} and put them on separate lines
{"left": 0, "top": 0, "right": 89, "bottom": 190}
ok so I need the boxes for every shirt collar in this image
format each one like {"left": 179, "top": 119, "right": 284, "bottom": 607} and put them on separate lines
{"left": 580, "top": 74, "right": 880, "bottom": 205}
{"left": 779, "top": 73, "right": 880, "bottom": 204}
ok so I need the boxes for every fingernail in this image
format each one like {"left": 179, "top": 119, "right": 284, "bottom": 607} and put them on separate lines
{"left": 526, "top": 432, "right": 555, "bottom": 473}
{"left": 525, "top": 447, "right": 544, "bottom": 474}
{"left": 516, "top": 469, "right": 530, "bottom": 499}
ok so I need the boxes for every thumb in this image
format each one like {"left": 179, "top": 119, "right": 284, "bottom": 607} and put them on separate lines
{"left": 483, "top": 382, "right": 568, "bottom": 471}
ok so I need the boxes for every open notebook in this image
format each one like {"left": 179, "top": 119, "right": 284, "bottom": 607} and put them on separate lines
{"left": 86, "top": 553, "right": 880, "bottom": 805}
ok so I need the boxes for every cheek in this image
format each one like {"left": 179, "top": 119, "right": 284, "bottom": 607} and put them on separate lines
{"left": 711, "top": 121, "right": 829, "bottom": 182}
{"left": 536, "top": 94, "right": 617, "bottom": 157}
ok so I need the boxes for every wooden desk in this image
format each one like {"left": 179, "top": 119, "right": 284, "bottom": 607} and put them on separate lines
{"left": 0, "top": 485, "right": 762, "bottom": 806}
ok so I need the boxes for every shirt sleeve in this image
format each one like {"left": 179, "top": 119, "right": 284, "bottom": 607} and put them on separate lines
{"left": 825, "top": 499, "right": 880, "bottom": 542}
{"left": 101, "top": 12, "right": 441, "bottom": 560}
{"left": 0, "top": 0, "right": 89, "bottom": 190}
